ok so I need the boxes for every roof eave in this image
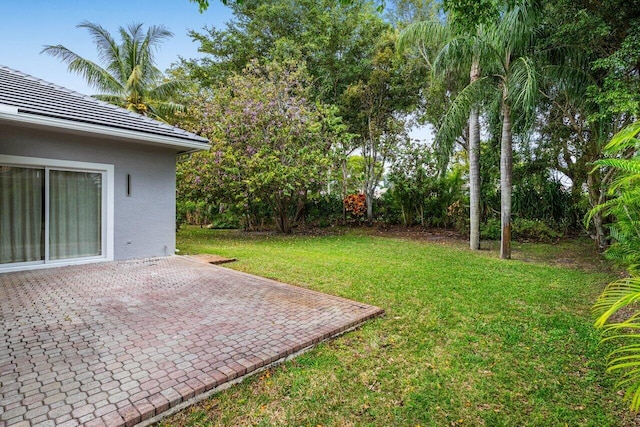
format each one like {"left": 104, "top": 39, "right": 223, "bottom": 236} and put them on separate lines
{"left": 0, "top": 110, "right": 210, "bottom": 151}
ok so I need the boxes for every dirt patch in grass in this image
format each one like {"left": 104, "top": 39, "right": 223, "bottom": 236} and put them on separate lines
{"left": 509, "top": 239, "right": 619, "bottom": 274}
{"left": 289, "top": 223, "right": 469, "bottom": 243}
{"left": 371, "top": 224, "right": 468, "bottom": 242}
{"left": 361, "top": 225, "right": 617, "bottom": 274}
{"left": 185, "top": 254, "right": 238, "bottom": 265}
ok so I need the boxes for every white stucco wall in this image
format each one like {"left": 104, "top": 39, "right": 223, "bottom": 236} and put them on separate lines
{"left": 0, "top": 124, "right": 179, "bottom": 260}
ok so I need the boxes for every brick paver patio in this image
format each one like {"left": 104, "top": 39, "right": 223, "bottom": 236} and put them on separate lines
{"left": 0, "top": 257, "right": 383, "bottom": 426}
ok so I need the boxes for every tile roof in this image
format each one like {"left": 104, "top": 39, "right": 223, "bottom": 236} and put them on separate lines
{"left": 0, "top": 65, "right": 209, "bottom": 145}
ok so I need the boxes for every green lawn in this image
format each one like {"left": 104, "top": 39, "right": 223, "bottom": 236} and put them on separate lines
{"left": 160, "top": 227, "right": 632, "bottom": 426}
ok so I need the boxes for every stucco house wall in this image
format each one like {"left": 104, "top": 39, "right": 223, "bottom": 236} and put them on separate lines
{"left": 0, "top": 124, "right": 179, "bottom": 260}
{"left": 0, "top": 65, "right": 208, "bottom": 271}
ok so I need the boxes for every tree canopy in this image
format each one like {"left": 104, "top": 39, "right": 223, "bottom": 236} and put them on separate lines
{"left": 178, "top": 60, "right": 340, "bottom": 233}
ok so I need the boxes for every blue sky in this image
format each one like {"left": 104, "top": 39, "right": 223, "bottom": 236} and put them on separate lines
{"left": 0, "top": 0, "right": 232, "bottom": 94}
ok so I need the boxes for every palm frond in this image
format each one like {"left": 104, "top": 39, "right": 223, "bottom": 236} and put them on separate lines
{"left": 92, "top": 94, "right": 126, "bottom": 106}
{"left": 435, "top": 76, "right": 495, "bottom": 169}
{"left": 541, "top": 52, "right": 594, "bottom": 103}
{"left": 127, "top": 23, "right": 146, "bottom": 43}
{"left": 41, "top": 45, "right": 123, "bottom": 94}
{"left": 77, "top": 21, "right": 122, "bottom": 78}
{"left": 508, "top": 56, "right": 537, "bottom": 109}
{"left": 604, "top": 121, "right": 640, "bottom": 154}
{"left": 397, "top": 20, "right": 451, "bottom": 68}
{"left": 148, "top": 79, "right": 187, "bottom": 100}
{"left": 598, "top": 321, "right": 640, "bottom": 411}
{"left": 433, "top": 35, "right": 475, "bottom": 78}
{"left": 609, "top": 174, "right": 640, "bottom": 193}
{"left": 45, "top": 21, "right": 179, "bottom": 120}
{"left": 144, "top": 24, "right": 174, "bottom": 50}
{"left": 591, "top": 121, "right": 640, "bottom": 411}
{"left": 126, "top": 65, "right": 144, "bottom": 95}
{"left": 608, "top": 344, "right": 640, "bottom": 356}
{"left": 495, "top": 2, "right": 536, "bottom": 55}
{"left": 594, "top": 158, "right": 640, "bottom": 176}
{"left": 593, "top": 277, "right": 640, "bottom": 326}
{"left": 147, "top": 101, "right": 187, "bottom": 122}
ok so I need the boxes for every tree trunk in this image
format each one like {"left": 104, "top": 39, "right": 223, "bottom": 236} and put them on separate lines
{"left": 587, "top": 172, "right": 607, "bottom": 250}
{"left": 365, "top": 189, "right": 374, "bottom": 223}
{"left": 468, "top": 59, "right": 481, "bottom": 251}
{"left": 365, "top": 138, "right": 376, "bottom": 222}
{"left": 273, "top": 197, "right": 292, "bottom": 234}
{"left": 276, "top": 212, "right": 291, "bottom": 234}
{"left": 341, "top": 158, "right": 348, "bottom": 224}
{"left": 500, "top": 97, "right": 513, "bottom": 260}
{"left": 293, "top": 191, "right": 307, "bottom": 226}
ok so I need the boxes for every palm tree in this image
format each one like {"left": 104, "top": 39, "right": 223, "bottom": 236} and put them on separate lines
{"left": 398, "top": 20, "right": 483, "bottom": 250}
{"left": 42, "top": 21, "right": 184, "bottom": 121}
{"left": 398, "top": 3, "right": 499, "bottom": 252}
{"left": 487, "top": 4, "right": 538, "bottom": 259}
{"left": 403, "top": 3, "right": 538, "bottom": 259}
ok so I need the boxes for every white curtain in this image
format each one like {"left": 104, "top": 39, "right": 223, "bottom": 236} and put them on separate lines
{"left": 0, "top": 166, "right": 44, "bottom": 264}
{"left": 49, "top": 170, "right": 102, "bottom": 260}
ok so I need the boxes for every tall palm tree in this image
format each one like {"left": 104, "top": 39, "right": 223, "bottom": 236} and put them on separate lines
{"left": 42, "top": 21, "right": 184, "bottom": 121}
{"left": 487, "top": 4, "right": 538, "bottom": 259}
{"left": 398, "top": 20, "right": 483, "bottom": 251}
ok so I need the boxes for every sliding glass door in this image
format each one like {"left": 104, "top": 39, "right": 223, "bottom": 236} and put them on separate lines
{"left": 49, "top": 170, "right": 102, "bottom": 260}
{"left": 0, "top": 166, "right": 45, "bottom": 264}
{"left": 0, "top": 164, "right": 104, "bottom": 266}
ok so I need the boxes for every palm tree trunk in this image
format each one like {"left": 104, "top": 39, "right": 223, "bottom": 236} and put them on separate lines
{"left": 468, "top": 58, "right": 481, "bottom": 250}
{"left": 500, "top": 96, "right": 513, "bottom": 260}
{"left": 341, "top": 158, "right": 348, "bottom": 224}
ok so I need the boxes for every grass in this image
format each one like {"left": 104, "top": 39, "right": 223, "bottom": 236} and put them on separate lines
{"left": 159, "top": 226, "right": 632, "bottom": 426}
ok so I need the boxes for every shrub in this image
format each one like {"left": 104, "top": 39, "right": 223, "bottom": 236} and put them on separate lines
{"left": 447, "top": 200, "right": 469, "bottom": 235}
{"left": 208, "top": 211, "right": 241, "bottom": 229}
{"left": 377, "top": 190, "right": 403, "bottom": 225}
{"left": 305, "top": 195, "right": 343, "bottom": 227}
{"left": 344, "top": 194, "right": 367, "bottom": 219}
{"left": 177, "top": 200, "right": 215, "bottom": 228}
{"left": 481, "top": 218, "right": 502, "bottom": 240}
{"left": 512, "top": 218, "right": 562, "bottom": 243}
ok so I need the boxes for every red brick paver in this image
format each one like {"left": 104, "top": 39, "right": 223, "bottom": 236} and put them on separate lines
{"left": 0, "top": 257, "right": 383, "bottom": 426}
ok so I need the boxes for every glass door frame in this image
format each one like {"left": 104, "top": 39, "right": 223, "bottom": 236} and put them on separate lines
{"left": 0, "top": 154, "right": 114, "bottom": 272}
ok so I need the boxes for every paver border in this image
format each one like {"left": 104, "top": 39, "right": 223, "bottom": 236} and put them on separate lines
{"left": 139, "top": 318, "right": 374, "bottom": 427}
{"left": 137, "top": 259, "right": 384, "bottom": 426}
